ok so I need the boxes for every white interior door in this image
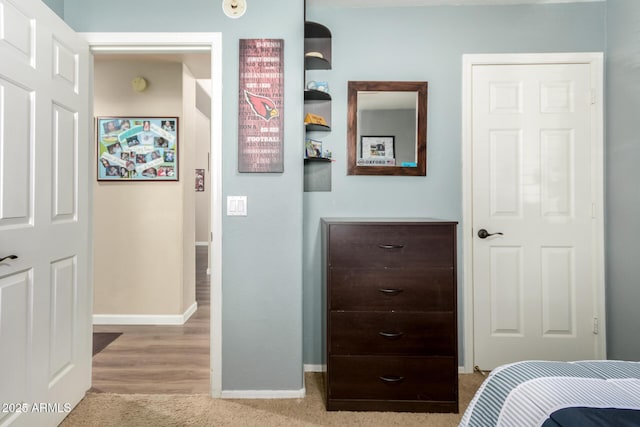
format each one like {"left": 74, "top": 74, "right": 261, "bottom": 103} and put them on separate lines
{"left": 0, "top": 0, "right": 90, "bottom": 425}
{"left": 471, "top": 60, "right": 603, "bottom": 370}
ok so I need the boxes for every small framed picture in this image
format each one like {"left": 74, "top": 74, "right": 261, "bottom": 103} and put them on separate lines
{"left": 195, "top": 169, "right": 205, "bottom": 192}
{"left": 359, "top": 136, "right": 396, "bottom": 166}
{"left": 305, "top": 139, "right": 323, "bottom": 158}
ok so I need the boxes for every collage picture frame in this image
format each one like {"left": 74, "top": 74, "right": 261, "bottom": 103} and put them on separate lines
{"left": 97, "top": 116, "right": 179, "bottom": 181}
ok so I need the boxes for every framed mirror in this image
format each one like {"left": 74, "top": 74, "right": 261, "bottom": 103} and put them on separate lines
{"left": 347, "top": 81, "right": 427, "bottom": 176}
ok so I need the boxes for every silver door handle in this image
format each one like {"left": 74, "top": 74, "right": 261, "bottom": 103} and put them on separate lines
{"left": 0, "top": 255, "right": 18, "bottom": 262}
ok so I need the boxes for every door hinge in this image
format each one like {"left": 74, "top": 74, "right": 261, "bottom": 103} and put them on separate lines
{"left": 590, "top": 89, "right": 597, "bottom": 105}
{"left": 593, "top": 316, "right": 599, "bottom": 334}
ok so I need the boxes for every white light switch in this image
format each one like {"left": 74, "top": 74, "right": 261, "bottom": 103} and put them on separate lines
{"left": 227, "top": 196, "right": 247, "bottom": 216}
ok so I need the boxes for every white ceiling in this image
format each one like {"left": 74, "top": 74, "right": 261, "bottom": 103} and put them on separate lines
{"left": 306, "top": 0, "right": 602, "bottom": 7}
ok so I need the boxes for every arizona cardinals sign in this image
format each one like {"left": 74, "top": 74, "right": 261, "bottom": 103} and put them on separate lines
{"left": 244, "top": 90, "right": 279, "bottom": 121}
{"left": 238, "top": 39, "right": 284, "bottom": 172}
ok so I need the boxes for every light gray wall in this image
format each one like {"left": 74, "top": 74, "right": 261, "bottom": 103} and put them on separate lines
{"left": 304, "top": 3, "right": 606, "bottom": 365}
{"left": 63, "top": 0, "right": 304, "bottom": 391}
{"left": 41, "top": 0, "right": 64, "bottom": 18}
{"left": 56, "top": 0, "right": 638, "bottom": 385}
{"left": 605, "top": 0, "right": 640, "bottom": 360}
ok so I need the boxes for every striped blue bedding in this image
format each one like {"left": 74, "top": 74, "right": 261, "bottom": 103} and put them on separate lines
{"left": 460, "top": 361, "right": 640, "bottom": 427}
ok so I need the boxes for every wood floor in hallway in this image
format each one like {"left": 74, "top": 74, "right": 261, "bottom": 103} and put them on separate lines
{"left": 91, "top": 246, "right": 210, "bottom": 394}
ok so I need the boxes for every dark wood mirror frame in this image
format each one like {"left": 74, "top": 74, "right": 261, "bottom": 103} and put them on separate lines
{"left": 347, "top": 81, "right": 428, "bottom": 176}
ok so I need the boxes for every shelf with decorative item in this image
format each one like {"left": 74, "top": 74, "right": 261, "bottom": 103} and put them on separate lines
{"left": 305, "top": 22, "right": 331, "bottom": 70}
{"left": 304, "top": 112, "right": 331, "bottom": 132}
{"left": 305, "top": 55, "right": 331, "bottom": 70}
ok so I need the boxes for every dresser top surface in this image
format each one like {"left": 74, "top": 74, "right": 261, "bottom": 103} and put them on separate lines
{"left": 321, "top": 217, "right": 458, "bottom": 225}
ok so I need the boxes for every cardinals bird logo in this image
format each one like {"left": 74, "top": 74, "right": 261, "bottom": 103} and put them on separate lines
{"left": 244, "top": 90, "right": 279, "bottom": 122}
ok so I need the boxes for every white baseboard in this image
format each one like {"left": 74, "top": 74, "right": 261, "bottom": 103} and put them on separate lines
{"left": 183, "top": 302, "right": 198, "bottom": 322}
{"left": 93, "top": 302, "right": 198, "bottom": 325}
{"left": 195, "top": 241, "right": 208, "bottom": 247}
{"left": 221, "top": 388, "right": 306, "bottom": 399}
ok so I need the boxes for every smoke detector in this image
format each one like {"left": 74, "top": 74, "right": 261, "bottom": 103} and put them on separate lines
{"left": 222, "top": 0, "right": 247, "bottom": 18}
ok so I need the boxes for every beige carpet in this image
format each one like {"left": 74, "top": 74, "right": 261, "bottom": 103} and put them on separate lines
{"left": 61, "top": 372, "right": 485, "bottom": 427}
{"left": 61, "top": 373, "right": 484, "bottom": 427}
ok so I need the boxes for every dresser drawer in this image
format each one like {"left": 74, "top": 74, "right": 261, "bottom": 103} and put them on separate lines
{"left": 327, "top": 224, "right": 454, "bottom": 269}
{"left": 328, "top": 356, "right": 457, "bottom": 402}
{"left": 329, "top": 312, "right": 455, "bottom": 356}
{"left": 329, "top": 268, "right": 454, "bottom": 311}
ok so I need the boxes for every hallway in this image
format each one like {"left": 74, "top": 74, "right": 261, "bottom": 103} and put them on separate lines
{"left": 91, "top": 247, "right": 210, "bottom": 394}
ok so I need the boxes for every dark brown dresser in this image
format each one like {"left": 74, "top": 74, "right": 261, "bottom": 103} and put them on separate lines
{"left": 322, "top": 218, "right": 458, "bottom": 412}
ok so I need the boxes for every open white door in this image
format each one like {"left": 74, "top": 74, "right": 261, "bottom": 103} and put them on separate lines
{"left": 0, "top": 0, "right": 91, "bottom": 425}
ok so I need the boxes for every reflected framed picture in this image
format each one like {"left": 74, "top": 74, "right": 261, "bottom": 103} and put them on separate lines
{"left": 97, "top": 117, "right": 179, "bottom": 181}
{"left": 359, "top": 135, "right": 395, "bottom": 166}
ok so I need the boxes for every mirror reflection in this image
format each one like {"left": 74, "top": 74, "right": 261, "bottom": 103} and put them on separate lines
{"left": 357, "top": 91, "right": 418, "bottom": 167}
{"left": 347, "top": 81, "right": 427, "bottom": 176}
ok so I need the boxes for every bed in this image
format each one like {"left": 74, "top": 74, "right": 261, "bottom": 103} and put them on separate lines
{"left": 460, "top": 360, "right": 640, "bottom": 426}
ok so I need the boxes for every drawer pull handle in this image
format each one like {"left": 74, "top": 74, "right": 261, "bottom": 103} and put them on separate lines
{"left": 378, "top": 331, "right": 404, "bottom": 340}
{"left": 378, "top": 244, "right": 404, "bottom": 250}
{"left": 379, "top": 288, "right": 403, "bottom": 296}
{"left": 379, "top": 375, "right": 405, "bottom": 383}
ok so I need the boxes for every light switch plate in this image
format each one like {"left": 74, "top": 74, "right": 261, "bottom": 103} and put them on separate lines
{"left": 227, "top": 196, "right": 247, "bottom": 216}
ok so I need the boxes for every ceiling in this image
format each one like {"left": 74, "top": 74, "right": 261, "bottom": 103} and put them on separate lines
{"left": 306, "top": 0, "right": 601, "bottom": 7}
{"left": 359, "top": 91, "right": 417, "bottom": 110}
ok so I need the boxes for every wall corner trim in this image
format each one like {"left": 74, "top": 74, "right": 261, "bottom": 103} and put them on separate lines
{"left": 93, "top": 302, "right": 198, "bottom": 325}
{"left": 220, "top": 388, "right": 306, "bottom": 399}
{"left": 303, "top": 364, "right": 326, "bottom": 372}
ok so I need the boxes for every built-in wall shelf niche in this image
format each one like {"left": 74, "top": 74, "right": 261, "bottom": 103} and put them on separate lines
{"left": 304, "top": 21, "right": 332, "bottom": 192}
{"left": 304, "top": 22, "right": 332, "bottom": 70}
{"left": 304, "top": 158, "right": 332, "bottom": 192}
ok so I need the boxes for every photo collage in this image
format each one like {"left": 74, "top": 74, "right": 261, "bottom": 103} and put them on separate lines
{"left": 97, "top": 117, "right": 178, "bottom": 181}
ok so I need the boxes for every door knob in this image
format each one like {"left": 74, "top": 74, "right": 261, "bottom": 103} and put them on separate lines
{"left": 477, "top": 229, "right": 503, "bottom": 239}
{"left": 0, "top": 255, "right": 18, "bottom": 262}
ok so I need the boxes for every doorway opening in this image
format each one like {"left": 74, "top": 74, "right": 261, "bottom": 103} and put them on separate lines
{"left": 83, "top": 33, "right": 223, "bottom": 397}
